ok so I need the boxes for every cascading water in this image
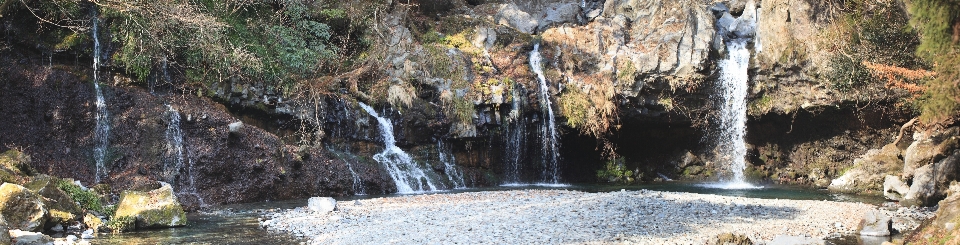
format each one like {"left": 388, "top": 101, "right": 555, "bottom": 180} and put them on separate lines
{"left": 91, "top": 6, "right": 101, "bottom": 83}
{"left": 501, "top": 85, "right": 527, "bottom": 185}
{"left": 92, "top": 83, "right": 110, "bottom": 183}
{"left": 164, "top": 105, "right": 185, "bottom": 183}
{"left": 181, "top": 157, "right": 207, "bottom": 208}
{"left": 345, "top": 162, "right": 365, "bottom": 195}
{"left": 529, "top": 44, "right": 561, "bottom": 184}
{"left": 358, "top": 103, "right": 438, "bottom": 194}
{"left": 709, "top": 3, "right": 761, "bottom": 189}
{"left": 90, "top": 6, "right": 111, "bottom": 183}
{"left": 438, "top": 139, "right": 465, "bottom": 189}
{"left": 165, "top": 105, "right": 207, "bottom": 207}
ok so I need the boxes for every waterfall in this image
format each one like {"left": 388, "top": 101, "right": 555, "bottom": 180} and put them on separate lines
{"left": 716, "top": 39, "right": 750, "bottom": 186}
{"left": 529, "top": 44, "right": 561, "bottom": 184}
{"left": 91, "top": 6, "right": 101, "bottom": 83}
{"left": 165, "top": 105, "right": 207, "bottom": 207}
{"left": 92, "top": 83, "right": 110, "bottom": 183}
{"left": 90, "top": 6, "right": 111, "bottom": 183}
{"left": 358, "top": 103, "right": 438, "bottom": 194}
{"left": 181, "top": 157, "right": 208, "bottom": 208}
{"left": 164, "top": 105, "right": 185, "bottom": 183}
{"left": 438, "top": 139, "right": 465, "bottom": 189}
{"left": 501, "top": 85, "right": 526, "bottom": 185}
{"left": 345, "top": 162, "right": 365, "bottom": 195}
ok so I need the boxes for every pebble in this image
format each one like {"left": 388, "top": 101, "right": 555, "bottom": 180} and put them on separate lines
{"left": 260, "top": 189, "right": 928, "bottom": 244}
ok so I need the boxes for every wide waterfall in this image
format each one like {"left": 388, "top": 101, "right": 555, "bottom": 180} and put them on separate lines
{"left": 358, "top": 102, "right": 438, "bottom": 193}
{"left": 164, "top": 105, "right": 185, "bottom": 183}
{"left": 438, "top": 139, "right": 465, "bottom": 189}
{"left": 529, "top": 44, "right": 561, "bottom": 184}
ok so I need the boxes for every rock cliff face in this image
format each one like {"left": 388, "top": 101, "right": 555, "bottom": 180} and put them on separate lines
{"left": 0, "top": 52, "right": 376, "bottom": 210}
{"left": 0, "top": 0, "right": 929, "bottom": 206}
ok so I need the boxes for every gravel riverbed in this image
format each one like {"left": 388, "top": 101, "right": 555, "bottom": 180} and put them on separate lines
{"left": 260, "top": 189, "right": 930, "bottom": 244}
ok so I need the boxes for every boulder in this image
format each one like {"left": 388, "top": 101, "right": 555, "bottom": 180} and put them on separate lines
{"left": 902, "top": 150, "right": 960, "bottom": 207}
{"left": 882, "top": 175, "right": 910, "bottom": 201}
{"left": 538, "top": 2, "right": 580, "bottom": 31}
{"left": 495, "top": 3, "right": 539, "bottom": 34}
{"left": 903, "top": 128, "right": 959, "bottom": 178}
{"left": 857, "top": 210, "right": 892, "bottom": 237}
{"left": 23, "top": 176, "right": 81, "bottom": 219}
{"left": 110, "top": 182, "right": 186, "bottom": 232}
{"left": 0, "top": 150, "right": 30, "bottom": 184}
{"left": 228, "top": 121, "right": 244, "bottom": 134}
{"left": 0, "top": 184, "right": 45, "bottom": 232}
{"left": 768, "top": 235, "right": 825, "bottom": 245}
{"left": 8, "top": 230, "right": 52, "bottom": 245}
{"left": 828, "top": 144, "right": 901, "bottom": 194}
{"left": 308, "top": 197, "right": 337, "bottom": 213}
{"left": 82, "top": 213, "right": 104, "bottom": 233}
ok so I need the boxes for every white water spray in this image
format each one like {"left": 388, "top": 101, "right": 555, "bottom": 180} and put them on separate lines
{"left": 438, "top": 140, "right": 465, "bottom": 189}
{"left": 164, "top": 105, "right": 185, "bottom": 183}
{"left": 92, "top": 83, "right": 110, "bottom": 183}
{"left": 345, "top": 162, "right": 365, "bottom": 195}
{"left": 716, "top": 40, "right": 751, "bottom": 187}
{"left": 358, "top": 103, "right": 438, "bottom": 194}
{"left": 501, "top": 85, "right": 526, "bottom": 185}
{"left": 530, "top": 44, "right": 561, "bottom": 184}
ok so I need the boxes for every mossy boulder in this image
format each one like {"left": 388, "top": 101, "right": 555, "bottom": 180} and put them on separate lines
{"left": 23, "top": 175, "right": 81, "bottom": 222}
{"left": 0, "top": 150, "right": 32, "bottom": 184}
{"left": 828, "top": 144, "right": 902, "bottom": 194}
{"left": 0, "top": 183, "right": 46, "bottom": 231}
{"left": 109, "top": 182, "right": 186, "bottom": 232}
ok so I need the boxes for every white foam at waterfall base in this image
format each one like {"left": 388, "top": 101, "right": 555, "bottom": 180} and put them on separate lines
{"left": 358, "top": 103, "right": 438, "bottom": 194}
{"left": 711, "top": 38, "right": 760, "bottom": 190}
{"left": 93, "top": 83, "right": 110, "bottom": 183}
{"left": 529, "top": 44, "right": 562, "bottom": 185}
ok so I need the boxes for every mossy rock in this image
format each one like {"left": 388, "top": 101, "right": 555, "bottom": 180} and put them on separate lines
{"left": 83, "top": 212, "right": 104, "bottom": 233}
{"left": 110, "top": 182, "right": 186, "bottom": 232}
{"left": 0, "top": 183, "right": 46, "bottom": 231}
{"left": 24, "top": 175, "right": 82, "bottom": 217}
{"left": 0, "top": 150, "right": 32, "bottom": 184}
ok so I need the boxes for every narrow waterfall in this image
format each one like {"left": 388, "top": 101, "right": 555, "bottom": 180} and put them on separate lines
{"left": 91, "top": 6, "right": 101, "bottom": 83}
{"left": 501, "top": 85, "right": 526, "bottom": 185}
{"left": 92, "top": 83, "right": 110, "bottom": 183}
{"left": 181, "top": 157, "right": 207, "bottom": 208}
{"left": 358, "top": 102, "right": 438, "bottom": 194}
{"left": 529, "top": 44, "right": 561, "bottom": 184}
{"left": 165, "top": 105, "right": 206, "bottom": 207}
{"left": 438, "top": 139, "right": 465, "bottom": 189}
{"left": 91, "top": 6, "right": 110, "bottom": 183}
{"left": 345, "top": 162, "right": 365, "bottom": 195}
{"left": 164, "top": 105, "right": 185, "bottom": 184}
